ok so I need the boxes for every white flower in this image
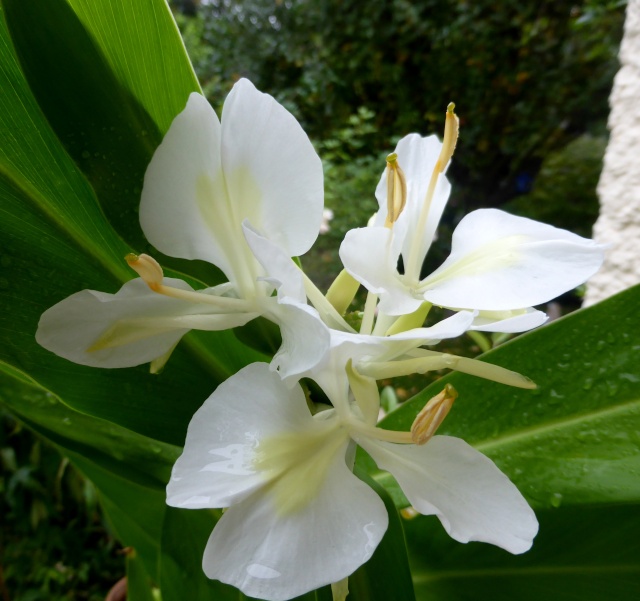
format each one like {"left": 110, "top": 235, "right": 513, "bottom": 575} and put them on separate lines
{"left": 339, "top": 131, "right": 605, "bottom": 329}
{"left": 167, "top": 362, "right": 538, "bottom": 601}
{"left": 36, "top": 80, "right": 327, "bottom": 372}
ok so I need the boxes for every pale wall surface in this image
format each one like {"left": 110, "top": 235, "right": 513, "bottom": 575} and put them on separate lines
{"left": 584, "top": 0, "right": 640, "bottom": 306}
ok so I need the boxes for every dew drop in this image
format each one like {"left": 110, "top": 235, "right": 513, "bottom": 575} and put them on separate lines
{"left": 549, "top": 492, "right": 563, "bottom": 508}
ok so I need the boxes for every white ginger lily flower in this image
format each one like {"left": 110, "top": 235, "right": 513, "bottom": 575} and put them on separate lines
{"left": 340, "top": 112, "right": 605, "bottom": 330}
{"left": 36, "top": 79, "right": 327, "bottom": 372}
{"left": 167, "top": 363, "right": 537, "bottom": 600}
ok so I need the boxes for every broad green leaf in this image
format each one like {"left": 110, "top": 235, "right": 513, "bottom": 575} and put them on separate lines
{"left": 349, "top": 470, "right": 416, "bottom": 601}
{"left": 0, "top": 1, "right": 263, "bottom": 444}
{"left": 407, "top": 504, "right": 640, "bottom": 601}
{"left": 0, "top": 363, "right": 179, "bottom": 488}
{"left": 127, "top": 549, "right": 157, "bottom": 601}
{"left": 0, "top": 364, "right": 175, "bottom": 580}
{"left": 358, "top": 284, "right": 640, "bottom": 509}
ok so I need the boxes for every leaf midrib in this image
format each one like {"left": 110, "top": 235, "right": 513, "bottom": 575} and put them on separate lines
{"left": 414, "top": 563, "right": 640, "bottom": 583}
{"left": 474, "top": 397, "right": 640, "bottom": 453}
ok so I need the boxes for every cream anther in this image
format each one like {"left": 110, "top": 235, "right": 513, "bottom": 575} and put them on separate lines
{"left": 436, "top": 103, "right": 459, "bottom": 173}
{"left": 126, "top": 253, "right": 164, "bottom": 289}
{"left": 411, "top": 384, "right": 458, "bottom": 445}
{"left": 384, "top": 152, "right": 407, "bottom": 228}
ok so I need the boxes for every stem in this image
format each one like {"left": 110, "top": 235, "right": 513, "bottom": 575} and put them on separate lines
{"left": 360, "top": 292, "right": 378, "bottom": 335}
{"left": 300, "top": 270, "right": 355, "bottom": 332}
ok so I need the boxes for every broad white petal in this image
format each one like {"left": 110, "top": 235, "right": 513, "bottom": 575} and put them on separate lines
{"left": 242, "top": 221, "right": 305, "bottom": 303}
{"left": 140, "top": 93, "right": 247, "bottom": 280}
{"left": 420, "top": 209, "right": 605, "bottom": 310}
{"left": 202, "top": 448, "right": 387, "bottom": 600}
{"left": 356, "top": 435, "right": 538, "bottom": 554}
{"left": 35, "top": 278, "right": 247, "bottom": 368}
{"left": 167, "top": 363, "right": 317, "bottom": 509}
{"left": 340, "top": 227, "right": 423, "bottom": 315}
{"left": 221, "top": 79, "right": 324, "bottom": 257}
{"left": 471, "top": 308, "right": 548, "bottom": 333}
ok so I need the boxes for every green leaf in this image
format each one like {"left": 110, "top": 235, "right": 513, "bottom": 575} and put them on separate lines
{"left": 127, "top": 548, "right": 157, "bottom": 601}
{"left": 0, "top": 363, "right": 175, "bottom": 580}
{"left": 0, "top": 0, "right": 263, "bottom": 444}
{"left": 359, "top": 284, "right": 640, "bottom": 509}
{"left": 349, "top": 470, "right": 416, "bottom": 601}
{"left": 407, "top": 504, "right": 640, "bottom": 601}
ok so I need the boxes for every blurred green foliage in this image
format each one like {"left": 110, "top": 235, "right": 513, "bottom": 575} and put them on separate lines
{"left": 173, "top": 0, "right": 624, "bottom": 212}
{"left": 504, "top": 134, "right": 606, "bottom": 237}
{"left": 1, "top": 411, "right": 122, "bottom": 600}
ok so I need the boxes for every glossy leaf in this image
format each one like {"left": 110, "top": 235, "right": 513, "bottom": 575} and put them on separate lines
{"left": 349, "top": 470, "right": 416, "bottom": 601}
{"left": 0, "top": 366, "right": 172, "bottom": 579}
{"left": 358, "top": 284, "right": 640, "bottom": 509}
{"left": 0, "top": 0, "right": 263, "bottom": 444}
{"left": 407, "top": 504, "right": 640, "bottom": 601}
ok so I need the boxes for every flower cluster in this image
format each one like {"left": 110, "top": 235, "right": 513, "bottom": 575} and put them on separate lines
{"left": 36, "top": 80, "right": 604, "bottom": 601}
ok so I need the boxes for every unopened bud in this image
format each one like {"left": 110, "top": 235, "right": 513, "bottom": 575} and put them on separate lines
{"left": 384, "top": 153, "right": 407, "bottom": 227}
{"left": 125, "top": 253, "right": 164, "bottom": 289}
{"left": 411, "top": 384, "right": 458, "bottom": 445}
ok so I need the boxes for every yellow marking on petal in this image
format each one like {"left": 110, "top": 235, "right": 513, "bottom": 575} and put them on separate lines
{"left": 411, "top": 384, "right": 457, "bottom": 445}
{"left": 254, "top": 421, "right": 349, "bottom": 516}
{"left": 418, "top": 235, "right": 529, "bottom": 289}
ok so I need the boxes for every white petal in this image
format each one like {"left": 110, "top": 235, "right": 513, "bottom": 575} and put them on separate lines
{"left": 420, "top": 209, "right": 605, "bottom": 311}
{"left": 356, "top": 435, "right": 538, "bottom": 554}
{"left": 471, "top": 308, "right": 548, "bottom": 333}
{"left": 167, "top": 363, "right": 316, "bottom": 509}
{"left": 267, "top": 299, "right": 331, "bottom": 385}
{"left": 140, "top": 93, "right": 247, "bottom": 280}
{"left": 35, "top": 278, "right": 245, "bottom": 368}
{"left": 340, "top": 227, "right": 423, "bottom": 315}
{"left": 221, "top": 79, "right": 324, "bottom": 257}
{"left": 242, "top": 221, "right": 305, "bottom": 303}
{"left": 202, "top": 447, "right": 388, "bottom": 600}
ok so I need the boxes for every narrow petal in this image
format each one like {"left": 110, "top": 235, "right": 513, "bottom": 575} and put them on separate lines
{"left": 221, "top": 79, "right": 324, "bottom": 257}
{"left": 167, "top": 363, "right": 317, "bottom": 509}
{"left": 35, "top": 278, "right": 248, "bottom": 368}
{"left": 340, "top": 227, "right": 423, "bottom": 315}
{"left": 202, "top": 449, "right": 388, "bottom": 600}
{"left": 140, "top": 94, "right": 248, "bottom": 280}
{"left": 356, "top": 435, "right": 538, "bottom": 554}
{"left": 420, "top": 209, "right": 605, "bottom": 311}
{"left": 375, "top": 134, "right": 451, "bottom": 264}
{"left": 267, "top": 298, "right": 331, "bottom": 385}
{"left": 471, "top": 308, "right": 548, "bottom": 333}
{"left": 242, "top": 221, "right": 305, "bottom": 303}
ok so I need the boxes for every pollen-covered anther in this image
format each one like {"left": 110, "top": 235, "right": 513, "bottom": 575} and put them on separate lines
{"left": 125, "top": 253, "right": 164, "bottom": 290}
{"left": 411, "top": 384, "right": 458, "bottom": 445}
{"left": 384, "top": 152, "right": 407, "bottom": 227}
{"left": 436, "top": 102, "right": 459, "bottom": 172}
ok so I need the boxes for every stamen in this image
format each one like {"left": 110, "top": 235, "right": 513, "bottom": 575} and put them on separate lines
{"left": 126, "top": 253, "right": 163, "bottom": 289}
{"left": 411, "top": 384, "right": 458, "bottom": 445}
{"left": 126, "top": 253, "right": 255, "bottom": 311}
{"left": 436, "top": 103, "right": 459, "bottom": 173}
{"left": 405, "top": 103, "right": 460, "bottom": 281}
{"left": 384, "top": 153, "right": 407, "bottom": 227}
